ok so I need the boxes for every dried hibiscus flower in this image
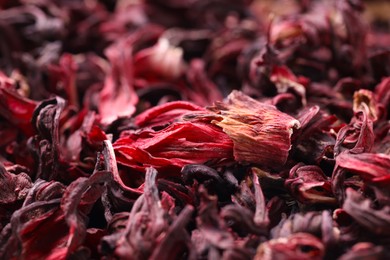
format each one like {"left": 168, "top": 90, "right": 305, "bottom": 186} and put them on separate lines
{"left": 0, "top": 0, "right": 389, "bottom": 259}
{"left": 286, "top": 163, "right": 336, "bottom": 205}
{"left": 202, "top": 91, "right": 300, "bottom": 168}
{"left": 114, "top": 121, "right": 234, "bottom": 174}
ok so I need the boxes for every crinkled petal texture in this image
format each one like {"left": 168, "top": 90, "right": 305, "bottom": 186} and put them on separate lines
{"left": 0, "top": 76, "right": 38, "bottom": 137}
{"left": 0, "top": 165, "right": 31, "bottom": 206}
{"left": 100, "top": 167, "right": 194, "bottom": 259}
{"left": 343, "top": 188, "right": 390, "bottom": 235}
{"left": 135, "top": 101, "right": 205, "bottom": 128}
{"left": 255, "top": 233, "right": 325, "bottom": 260}
{"left": 0, "top": 171, "right": 111, "bottom": 260}
{"left": 285, "top": 163, "right": 335, "bottom": 205}
{"left": 114, "top": 122, "right": 234, "bottom": 174}
{"left": 208, "top": 91, "right": 300, "bottom": 168}
{"left": 336, "top": 152, "right": 390, "bottom": 185}
{"left": 98, "top": 37, "right": 138, "bottom": 125}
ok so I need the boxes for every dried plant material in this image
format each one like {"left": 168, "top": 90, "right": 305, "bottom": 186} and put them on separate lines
{"left": 0, "top": 0, "right": 389, "bottom": 258}
{"left": 353, "top": 89, "right": 379, "bottom": 121}
{"left": 114, "top": 122, "right": 234, "bottom": 174}
{"left": 343, "top": 188, "right": 390, "bottom": 235}
{"left": 286, "top": 163, "right": 336, "bottom": 205}
{"left": 208, "top": 91, "right": 300, "bottom": 168}
{"left": 255, "top": 233, "right": 325, "bottom": 260}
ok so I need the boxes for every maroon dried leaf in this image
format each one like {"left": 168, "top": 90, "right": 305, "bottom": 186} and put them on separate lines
{"left": 0, "top": 199, "right": 65, "bottom": 260}
{"left": 292, "top": 106, "right": 337, "bottom": 164}
{"left": 0, "top": 168, "right": 112, "bottom": 259}
{"left": 190, "top": 186, "right": 240, "bottom": 258}
{"left": 252, "top": 172, "right": 270, "bottom": 227}
{"left": 47, "top": 54, "right": 79, "bottom": 109}
{"left": 23, "top": 179, "right": 65, "bottom": 206}
{"left": 330, "top": 151, "right": 390, "bottom": 203}
{"left": 0, "top": 163, "right": 32, "bottom": 229}
{"left": 60, "top": 170, "right": 112, "bottom": 255}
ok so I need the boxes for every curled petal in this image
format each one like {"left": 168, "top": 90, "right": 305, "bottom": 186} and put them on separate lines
{"left": 114, "top": 122, "right": 233, "bottom": 174}
{"left": 286, "top": 163, "right": 336, "bottom": 205}
{"left": 134, "top": 37, "right": 185, "bottom": 80}
{"left": 353, "top": 89, "right": 379, "bottom": 122}
{"left": 98, "top": 37, "right": 138, "bottom": 125}
{"left": 255, "top": 233, "right": 325, "bottom": 260}
{"left": 0, "top": 74, "right": 38, "bottom": 136}
{"left": 135, "top": 101, "right": 205, "bottom": 128}
{"left": 336, "top": 152, "right": 390, "bottom": 185}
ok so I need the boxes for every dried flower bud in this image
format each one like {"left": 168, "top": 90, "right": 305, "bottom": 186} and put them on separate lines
{"left": 208, "top": 91, "right": 300, "bottom": 168}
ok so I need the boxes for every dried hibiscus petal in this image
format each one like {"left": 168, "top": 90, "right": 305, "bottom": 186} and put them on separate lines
{"left": 353, "top": 89, "right": 380, "bottom": 122}
{"left": 0, "top": 170, "right": 111, "bottom": 259}
{"left": 335, "top": 152, "right": 390, "bottom": 186}
{"left": 206, "top": 91, "right": 300, "bottom": 168}
{"left": 375, "top": 77, "right": 390, "bottom": 119}
{"left": 114, "top": 121, "right": 234, "bottom": 174}
{"left": 255, "top": 233, "right": 325, "bottom": 260}
{"left": 0, "top": 75, "right": 38, "bottom": 137}
{"left": 0, "top": 163, "right": 32, "bottom": 229}
{"left": 98, "top": 38, "right": 138, "bottom": 125}
{"left": 0, "top": 164, "right": 31, "bottom": 206}
{"left": 339, "top": 242, "right": 386, "bottom": 260}
{"left": 291, "top": 106, "right": 337, "bottom": 164}
{"left": 134, "top": 100, "right": 205, "bottom": 128}
{"left": 0, "top": 0, "right": 390, "bottom": 259}
{"left": 270, "top": 65, "right": 308, "bottom": 106}
{"left": 343, "top": 188, "right": 390, "bottom": 235}
{"left": 101, "top": 167, "right": 193, "bottom": 259}
{"left": 134, "top": 37, "right": 185, "bottom": 80}
{"left": 32, "top": 97, "right": 65, "bottom": 181}
{"left": 286, "top": 163, "right": 336, "bottom": 205}
{"left": 334, "top": 110, "right": 374, "bottom": 155}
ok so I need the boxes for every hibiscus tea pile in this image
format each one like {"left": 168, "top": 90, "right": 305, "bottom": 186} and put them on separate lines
{"left": 0, "top": 0, "right": 390, "bottom": 259}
